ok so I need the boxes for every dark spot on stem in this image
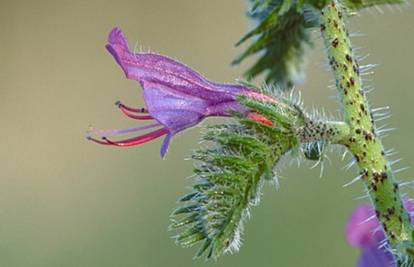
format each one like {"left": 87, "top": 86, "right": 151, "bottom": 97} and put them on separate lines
{"left": 393, "top": 183, "right": 399, "bottom": 192}
{"left": 332, "top": 38, "right": 339, "bottom": 48}
{"left": 349, "top": 77, "right": 355, "bottom": 86}
{"left": 380, "top": 172, "right": 388, "bottom": 182}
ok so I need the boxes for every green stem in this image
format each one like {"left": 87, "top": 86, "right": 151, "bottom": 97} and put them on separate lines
{"left": 298, "top": 120, "right": 350, "bottom": 144}
{"left": 320, "top": 0, "right": 413, "bottom": 261}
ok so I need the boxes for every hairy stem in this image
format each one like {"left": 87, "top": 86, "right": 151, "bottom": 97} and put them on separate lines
{"left": 298, "top": 120, "right": 350, "bottom": 144}
{"left": 320, "top": 0, "right": 414, "bottom": 260}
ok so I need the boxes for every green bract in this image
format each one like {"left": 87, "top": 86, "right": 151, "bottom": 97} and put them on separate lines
{"left": 171, "top": 93, "right": 301, "bottom": 259}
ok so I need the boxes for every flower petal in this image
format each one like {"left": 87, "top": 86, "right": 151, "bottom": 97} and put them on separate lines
{"left": 160, "top": 133, "right": 173, "bottom": 158}
{"left": 346, "top": 199, "right": 414, "bottom": 266}
{"left": 142, "top": 83, "right": 206, "bottom": 133}
{"left": 357, "top": 246, "right": 395, "bottom": 267}
{"left": 106, "top": 27, "right": 248, "bottom": 100}
{"left": 346, "top": 203, "right": 382, "bottom": 247}
{"left": 103, "top": 27, "right": 276, "bottom": 157}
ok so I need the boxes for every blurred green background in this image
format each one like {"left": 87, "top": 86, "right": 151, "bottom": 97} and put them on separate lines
{"left": 1, "top": 0, "right": 413, "bottom": 266}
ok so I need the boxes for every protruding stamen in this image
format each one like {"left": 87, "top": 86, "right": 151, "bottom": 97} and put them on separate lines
{"left": 115, "top": 101, "right": 148, "bottom": 113}
{"left": 118, "top": 105, "right": 153, "bottom": 120}
{"left": 88, "top": 128, "right": 168, "bottom": 147}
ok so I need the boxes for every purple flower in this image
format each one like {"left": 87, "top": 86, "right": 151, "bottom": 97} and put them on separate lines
{"left": 88, "top": 27, "right": 277, "bottom": 157}
{"left": 346, "top": 200, "right": 414, "bottom": 267}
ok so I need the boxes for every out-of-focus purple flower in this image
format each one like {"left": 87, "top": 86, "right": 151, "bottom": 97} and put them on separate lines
{"left": 346, "top": 199, "right": 414, "bottom": 267}
{"left": 88, "top": 27, "right": 277, "bottom": 157}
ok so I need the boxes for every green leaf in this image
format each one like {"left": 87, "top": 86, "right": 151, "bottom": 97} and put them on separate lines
{"left": 234, "top": 2, "right": 319, "bottom": 89}
{"left": 235, "top": 7, "right": 281, "bottom": 48}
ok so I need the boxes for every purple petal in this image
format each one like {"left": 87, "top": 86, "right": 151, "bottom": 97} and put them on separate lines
{"left": 91, "top": 28, "right": 279, "bottom": 157}
{"left": 347, "top": 199, "right": 414, "bottom": 249}
{"left": 105, "top": 28, "right": 250, "bottom": 132}
{"left": 346, "top": 199, "right": 414, "bottom": 267}
{"left": 106, "top": 27, "right": 249, "bottom": 101}
{"left": 105, "top": 27, "right": 259, "bottom": 156}
{"left": 358, "top": 246, "right": 395, "bottom": 267}
{"left": 346, "top": 203, "right": 383, "bottom": 247}
{"left": 160, "top": 133, "right": 172, "bottom": 158}
{"left": 404, "top": 198, "right": 414, "bottom": 223}
{"left": 142, "top": 82, "right": 207, "bottom": 134}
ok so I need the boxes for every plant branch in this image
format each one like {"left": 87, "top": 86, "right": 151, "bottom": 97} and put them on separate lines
{"left": 320, "top": 0, "right": 414, "bottom": 263}
{"left": 298, "top": 120, "right": 350, "bottom": 144}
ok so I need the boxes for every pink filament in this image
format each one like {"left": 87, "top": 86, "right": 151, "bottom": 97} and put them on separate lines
{"left": 118, "top": 106, "right": 153, "bottom": 120}
{"left": 88, "top": 122, "right": 161, "bottom": 136}
{"left": 88, "top": 128, "right": 168, "bottom": 147}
